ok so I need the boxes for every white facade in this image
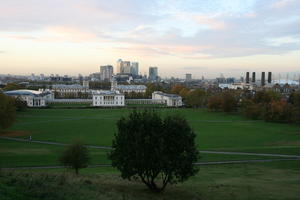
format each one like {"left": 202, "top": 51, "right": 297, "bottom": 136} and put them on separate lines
{"left": 4, "top": 89, "right": 54, "bottom": 107}
{"left": 219, "top": 83, "right": 253, "bottom": 90}
{"left": 152, "top": 91, "right": 182, "bottom": 107}
{"left": 92, "top": 90, "right": 125, "bottom": 107}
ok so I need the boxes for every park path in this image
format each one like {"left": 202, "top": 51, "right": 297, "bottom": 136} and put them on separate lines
{"left": 1, "top": 136, "right": 300, "bottom": 158}
{"left": 2, "top": 158, "right": 300, "bottom": 170}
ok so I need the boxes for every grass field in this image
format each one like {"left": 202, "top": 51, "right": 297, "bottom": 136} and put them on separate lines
{"left": 4, "top": 108, "right": 300, "bottom": 154}
{"left": 1, "top": 108, "right": 300, "bottom": 199}
{"left": 1, "top": 161, "right": 300, "bottom": 200}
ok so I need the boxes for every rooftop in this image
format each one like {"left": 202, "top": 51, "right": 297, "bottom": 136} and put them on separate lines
{"left": 52, "top": 84, "right": 88, "bottom": 89}
{"left": 4, "top": 89, "right": 51, "bottom": 97}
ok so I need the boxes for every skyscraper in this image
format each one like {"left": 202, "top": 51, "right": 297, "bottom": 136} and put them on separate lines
{"left": 131, "top": 62, "right": 139, "bottom": 76}
{"left": 116, "top": 59, "right": 123, "bottom": 74}
{"left": 149, "top": 67, "right": 158, "bottom": 81}
{"left": 100, "top": 65, "right": 113, "bottom": 81}
{"left": 185, "top": 74, "right": 192, "bottom": 82}
{"left": 122, "top": 61, "right": 131, "bottom": 74}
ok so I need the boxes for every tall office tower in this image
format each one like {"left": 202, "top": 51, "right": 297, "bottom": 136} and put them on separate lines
{"left": 131, "top": 62, "right": 139, "bottom": 76}
{"left": 252, "top": 72, "right": 256, "bottom": 83}
{"left": 185, "top": 74, "right": 192, "bottom": 82}
{"left": 117, "top": 59, "right": 124, "bottom": 74}
{"left": 268, "top": 72, "right": 272, "bottom": 84}
{"left": 100, "top": 65, "right": 114, "bottom": 81}
{"left": 246, "top": 72, "right": 250, "bottom": 83}
{"left": 123, "top": 61, "right": 131, "bottom": 74}
{"left": 149, "top": 66, "right": 158, "bottom": 81}
{"left": 261, "top": 72, "right": 266, "bottom": 86}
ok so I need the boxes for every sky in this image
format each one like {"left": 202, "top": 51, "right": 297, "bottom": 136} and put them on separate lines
{"left": 0, "top": 0, "right": 300, "bottom": 78}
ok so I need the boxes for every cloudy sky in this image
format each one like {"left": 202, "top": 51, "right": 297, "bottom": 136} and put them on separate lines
{"left": 0, "top": 0, "right": 300, "bottom": 78}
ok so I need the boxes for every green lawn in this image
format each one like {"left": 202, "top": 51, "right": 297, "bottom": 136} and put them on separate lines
{"left": 1, "top": 160, "right": 300, "bottom": 200}
{"left": 0, "top": 139, "right": 279, "bottom": 168}
{"left": 4, "top": 108, "right": 300, "bottom": 155}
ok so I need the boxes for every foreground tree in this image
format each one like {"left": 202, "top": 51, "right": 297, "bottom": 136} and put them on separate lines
{"left": 109, "top": 110, "right": 199, "bottom": 192}
{"left": 0, "top": 93, "right": 16, "bottom": 130}
{"left": 59, "top": 141, "right": 90, "bottom": 174}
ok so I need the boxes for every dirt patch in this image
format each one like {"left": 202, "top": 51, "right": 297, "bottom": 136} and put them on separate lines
{"left": 0, "top": 130, "right": 31, "bottom": 137}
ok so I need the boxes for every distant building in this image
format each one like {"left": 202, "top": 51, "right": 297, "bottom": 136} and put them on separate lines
{"left": 116, "top": 85, "right": 147, "bottom": 93}
{"left": 123, "top": 61, "right": 131, "bottom": 74}
{"left": 4, "top": 89, "right": 54, "bottom": 107}
{"left": 218, "top": 83, "right": 253, "bottom": 90}
{"left": 185, "top": 74, "right": 192, "bottom": 82}
{"left": 83, "top": 81, "right": 89, "bottom": 88}
{"left": 100, "top": 65, "right": 113, "bottom": 81}
{"left": 149, "top": 67, "right": 158, "bottom": 81}
{"left": 152, "top": 91, "right": 182, "bottom": 107}
{"left": 117, "top": 59, "right": 123, "bottom": 74}
{"left": 52, "top": 84, "right": 89, "bottom": 98}
{"left": 92, "top": 90, "right": 125, "bottom": 107}
{"left": 111, "top": 75, "right": 146, "bottom": 93}
{"left": 131, "top": 62, "right": 139, "bottom": 76}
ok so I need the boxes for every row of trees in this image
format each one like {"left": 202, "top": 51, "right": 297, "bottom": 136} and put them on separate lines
{"left": 169, "top": 84, "right": 300, "bottom": 123}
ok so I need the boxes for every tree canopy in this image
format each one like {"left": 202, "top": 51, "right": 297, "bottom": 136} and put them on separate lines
{"left": 59, "top": 141, "right": 90, "bottom": 174}
{"left": 0, "top": 93, "right": 16, "bottom": 130}
{"left": 109, "top": 110, "right": 199, "bottom": 192}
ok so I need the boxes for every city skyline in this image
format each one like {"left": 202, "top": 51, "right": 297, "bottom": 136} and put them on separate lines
{"left": 1, "top": 0, "right": 300, "bottom": 78}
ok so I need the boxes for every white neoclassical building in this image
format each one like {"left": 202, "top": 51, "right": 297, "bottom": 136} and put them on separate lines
{"left": 4, "top": 89, "right": 54, "bottom": 107}
{"left": 92, "top": 90, "right": 125, "bottom": 107}
{"left": 152, "top": 91, "right": 183, "bottom": 107}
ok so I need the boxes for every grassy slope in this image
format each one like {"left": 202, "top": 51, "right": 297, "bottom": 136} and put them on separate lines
{"left": 1, "top": 161, "right": 300, "bottom": 200}
{"left": 0, "top": 139, "right": 279, "bottom": 168}
{"left": 6, "top": 108, "right": 300, "bottom": 154}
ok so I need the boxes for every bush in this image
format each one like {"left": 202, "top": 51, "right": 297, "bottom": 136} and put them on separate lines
{"left": 59, "top": 141, "right": 90, "bottom": 174}
{"left": 109, "top": 110, "right": 199, "bottom": 192}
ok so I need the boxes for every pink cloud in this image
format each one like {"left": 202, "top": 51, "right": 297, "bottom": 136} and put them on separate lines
{"left": 272, "top": 0, "right": 296, "bottom": 9}
{"left": 194, "top": 15, "right": 227, "bottom": 30}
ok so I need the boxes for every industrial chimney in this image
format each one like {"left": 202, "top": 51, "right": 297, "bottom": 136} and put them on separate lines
{"left": 261, "top": 72, "right": 265, "bottom": 86}
{"left": 268, "top": 72, "right": 272, "bottom": 84}
{"left": 246, "top": 72, "right": 250, "bottom": 83}
{"left": 252, "top": 72, "right": 256, "bottom": 83}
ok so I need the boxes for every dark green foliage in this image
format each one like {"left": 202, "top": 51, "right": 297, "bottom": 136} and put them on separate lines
{"left": 13, "top": 97, "right": 27, "bottom": 111}
{"left": 110, "top": 110, "right": 199, "bottom": 192}
{"left": 0, "top": 93, "right": 16, "bottom": 130}
{"left": 253, "top": 90, "right": 281, "bottom": 104}
{"left": 59, "top": 141, "right": 90, "bottom": 174}
{"left": 2, "top": 83, "right": 23, "bottom": 91}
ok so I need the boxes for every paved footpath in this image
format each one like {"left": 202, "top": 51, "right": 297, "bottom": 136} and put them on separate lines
{"left": 2, "top": 158, "right": 300, "bottom": 170}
